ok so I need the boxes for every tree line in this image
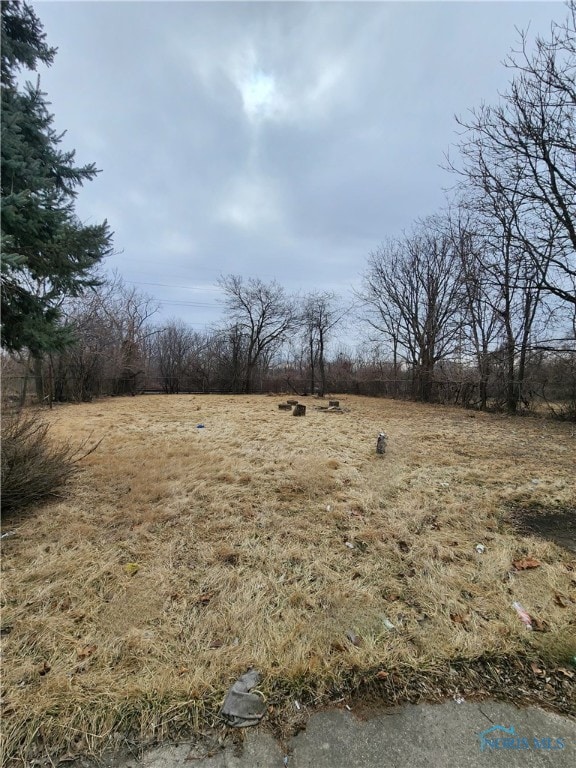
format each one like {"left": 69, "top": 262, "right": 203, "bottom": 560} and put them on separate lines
{"left": 4, "top": 264, "right": 574, "bottom": 417}
{"left": 1, "top": 1, "right": 575, "bottom": 416}
{"left": 4, "top": 273, "right": 348, "bottom": 402}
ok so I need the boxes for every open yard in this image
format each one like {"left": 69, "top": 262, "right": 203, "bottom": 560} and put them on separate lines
{"left": 1, "top": 394, "right": 575, "bottom": 764}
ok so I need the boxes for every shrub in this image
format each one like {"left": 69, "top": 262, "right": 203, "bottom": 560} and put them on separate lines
{"left": 1, "top": 409, "right": 80, "bottom": 515}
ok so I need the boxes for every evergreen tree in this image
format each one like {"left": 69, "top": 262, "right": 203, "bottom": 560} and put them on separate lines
{"left": 1, "top": 0, "right": 113, "bottom": 354}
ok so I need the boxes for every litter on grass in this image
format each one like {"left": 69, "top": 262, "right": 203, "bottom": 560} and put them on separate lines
{"left": 376, "top": 432, "right": 388, "bottom": 454}
{"left": 220, "top": 669, "right": 267, "bottom": 728}
{"left": 345, "top": 630, "right": 362, "bottom": 647}
{"left": 381, "top": 615, "right": 396, "bottom": 630}
{"left": 512, "top": 601, "right": 533, "bottom": 630}
{"left": 513, "top": 557, "right": 541, "bottom": 570}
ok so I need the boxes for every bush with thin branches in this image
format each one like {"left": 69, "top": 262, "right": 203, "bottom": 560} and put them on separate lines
{"left": 1, "top": 409, "right": 79, "bottom": 515}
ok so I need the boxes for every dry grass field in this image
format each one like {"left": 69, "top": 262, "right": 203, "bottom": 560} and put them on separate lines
{"left": 1, "top": 394, "right": 575, "bottom": 763}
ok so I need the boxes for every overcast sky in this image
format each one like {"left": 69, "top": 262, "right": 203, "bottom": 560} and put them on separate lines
{"left": 31, "top": 0, "right": 565, "bottom": 342}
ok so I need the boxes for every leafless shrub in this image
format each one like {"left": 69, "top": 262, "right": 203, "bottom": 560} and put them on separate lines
{"left": 1, "top": 409, "right": 99, "bottom": 515}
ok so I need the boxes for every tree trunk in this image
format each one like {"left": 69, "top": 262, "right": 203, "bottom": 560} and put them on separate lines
{"left": 244, "top": 362, "right": 255, "bottom": 394}
{"left": 47, "top": 355, "right": 54, "bottom": 408}
{"left": 419, "top": 351, "right": 435, "bottom": 403}
{"left": 392, "top": 336, "right": 399, "bottom": 398}
{"left": 479, "top": 378, "right": 488, "bottom": 411}
{"left": 33, "top": 356, "right": 44, "bottom": 404}
{"left": 477, "top": 344, "right": 491, "bottom": 410}
{"left": 308, "top": 337, "right": 316, "bottom": 395}
{"left": 505, "top": 338, "right": 518, "bottom": 414}
{"left": 318, "top": 330, "right": 326, "bottom": 398}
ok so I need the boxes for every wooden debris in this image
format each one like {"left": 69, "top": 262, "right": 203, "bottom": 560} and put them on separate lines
{"left": 293, "top": 404, "right": 306, "bottom": 416}
{"left": 513, "top": 557, "right": 541, "bottom": 571}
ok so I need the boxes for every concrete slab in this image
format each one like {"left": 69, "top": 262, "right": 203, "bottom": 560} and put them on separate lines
{"left": 138, "top": 732, "right": 285, "bottom": 767}
{"left": 289, "top": 702, "right": 576, "bottom": 767}
{"left": 72, "top": 701, "right": 576, "bottom": 768}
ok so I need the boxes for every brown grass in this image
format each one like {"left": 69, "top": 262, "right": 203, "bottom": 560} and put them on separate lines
{"left": 1, "top": 395, "right": 575, "bottom": 763}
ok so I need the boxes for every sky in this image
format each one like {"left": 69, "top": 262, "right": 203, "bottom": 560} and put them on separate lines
{"left": 30, "top": 0, "right": 566, "bottom": 343}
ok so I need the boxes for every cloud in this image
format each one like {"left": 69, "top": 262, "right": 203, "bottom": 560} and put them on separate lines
{"left": 216, "top": 172, "right": 285, "bottom": 233}
{"left": 32, "top": 0, "right": 566, "bottom": 338}
{"left": 158, "top": 231, "right": 198, "bottom": 258}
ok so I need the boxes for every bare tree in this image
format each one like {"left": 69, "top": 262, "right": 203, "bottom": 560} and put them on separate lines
{"left": 47, "top": 274, "right": 159, "bottom": 400}
{"left": 300, "top": 291, "right": 346, "bottom": 396}
{"left": 51, "top": 289, "right": 115, "bottom": 401}
{"left": 452, "top": 1, "right": 576, "bottom": 307}
{"left": 360, "top": 217, "right": 465, "bottom": 402}
{"left": 450, "top": 68, "right": 559, "bottom": 414}
{"left": 152, "top": 320, "right": 197, "bottom": 393}
{"left": 465, "top": 180, "right": 547, "bottom": 413}
{"left": 217, "top": 275, "right": 298, "bottom": 393}
{"left": 208, "top": 323, "right": 248, "bottom": 393}
{"left": 448, "top": 210, "right": 504, "bottom": 409}
{"left": 357, "top": 237, "right": 404, "bottom": 393}
{"left": 96, "top": 278, "right": 159, "bottom": 395}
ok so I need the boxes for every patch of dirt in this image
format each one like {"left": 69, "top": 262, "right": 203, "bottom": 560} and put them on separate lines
{"left": 510, "top": 507, "right": 576, "bottom": 553}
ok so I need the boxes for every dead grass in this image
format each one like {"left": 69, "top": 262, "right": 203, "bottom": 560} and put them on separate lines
{"left": 1, "top": 395, "right": 575, "bottom": 763}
